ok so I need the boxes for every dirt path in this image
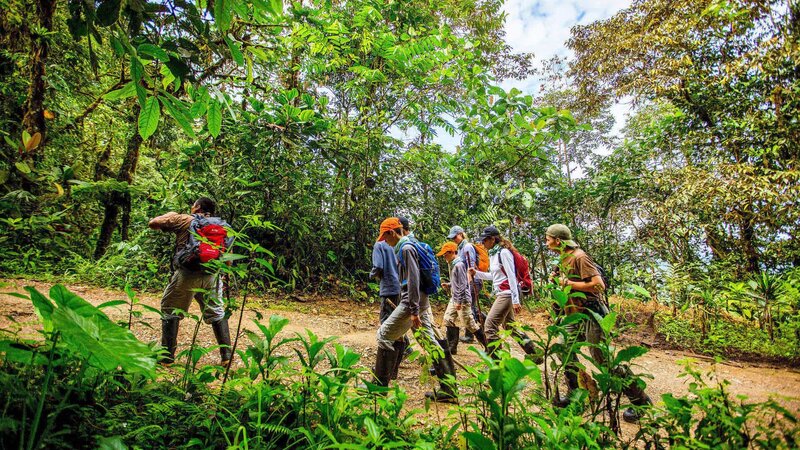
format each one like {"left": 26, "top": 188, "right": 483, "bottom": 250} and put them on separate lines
{"left": 2, "top": 278, "right": 799, "bottom": 421}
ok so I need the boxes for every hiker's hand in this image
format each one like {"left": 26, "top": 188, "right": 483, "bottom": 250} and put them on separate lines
{"left": 441, "top": 282, "right": 450, "bottom": 290}
{"left": 455, "top": 303, "right": 462, "bottom": 311}
{"left": 513, "top": 304, "right": 522, "bottom": 314}
{"left": 468, "top": 267, "right": 476, "bottom": 277}
{"left": 411, "top": 315, "right": 421, "bottom": 329}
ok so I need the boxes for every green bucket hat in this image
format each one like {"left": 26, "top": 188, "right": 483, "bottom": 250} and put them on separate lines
{"left": 545, "top": 224, "right": 579, "bottom": 248}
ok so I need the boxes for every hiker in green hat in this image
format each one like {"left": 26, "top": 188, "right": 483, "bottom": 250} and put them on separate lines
{"left": 545, "top": 223, "right": 652, "bottom": 423}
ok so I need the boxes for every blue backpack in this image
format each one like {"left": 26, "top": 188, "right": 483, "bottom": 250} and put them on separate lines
{"left": 398, "top": 240, "right": 441, "bottom": 295}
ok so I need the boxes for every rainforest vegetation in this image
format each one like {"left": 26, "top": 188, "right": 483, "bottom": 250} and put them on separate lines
{"left": 1, "top": 0, "right": 799, "bottom": 448}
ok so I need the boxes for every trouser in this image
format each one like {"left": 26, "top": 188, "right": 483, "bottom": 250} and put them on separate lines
{"left": 484, "top": 291, "right": 515, "bottom": 341}
{"left": 442, "top": 301, "right": 481, "bottom": 332}
{"left": 377, "top": 303, "right": 440, "bottom": 354}
{"left": 161, "top": 269, "right": 225, "bottom": 323}
{"left": 557, "top": 315, "right": 648, "bottom": 403}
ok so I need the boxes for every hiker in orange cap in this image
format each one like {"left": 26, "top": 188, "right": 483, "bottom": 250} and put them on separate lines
{"left": 437, "top": 242, "right": 488, "bottom": 354}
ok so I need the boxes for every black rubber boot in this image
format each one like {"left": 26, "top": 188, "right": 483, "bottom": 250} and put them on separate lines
{"left": 390, "top": 339, "right": 407, "bottom": 380}
{"left": 473, "top": 329, "right": 489, "bottom": 351}
{"left": 160, "top": 318, "right": 180, "bottom": 365}
{"left": 374, "top": 346, "right": 399, "bottom": 387}
{"left": 446, "top": 326, "right": 460, "bottom": 355}
{"left": 212, "top": 319, "right": 233, "bottom": 366}
{"left": 514, "top": 330, "right": 544, "bottom": 364}
{"left": 554, "top": 369, "right": 580, "bottom": 408}
{"left": 623, "top": 393, "right": 652, "bottom": 423}
{"left": 425, "top": 340, "right": 458, "bottom": 403}
{"left": 486, "top": 338, "right": 501, "bottom": 360}
{"left": 460, "top": 329, "right": 475, "bottom": 343}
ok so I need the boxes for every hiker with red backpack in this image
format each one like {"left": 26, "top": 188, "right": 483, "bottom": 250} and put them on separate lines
{"left": 370, "top": 217, "right": 458, "bottom": 403}
{"left": 545, "top": 223, "right": 652, "bottom": 422}
{"left": 469, "top": 226, "right": 541, "bottom": 362}
{"left": 149, "top": 197, "right": 234, "bottom": 366}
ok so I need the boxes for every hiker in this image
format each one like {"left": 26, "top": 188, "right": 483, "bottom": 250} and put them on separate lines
{"left": 446, "top": 226, "right": 483, "bottom": 348}
{"left": 437, "top": 241, "right": 488, "bottom": 354}
{"left": 148, "top": 197, "right": 234, "bottom": 366}
{"left": 545, "top": 223, "right": 652, "bottom": 423}
{"left": 468, "top": 226, "right": 540, "bottom": 360}
{"left": 371, "top": 217, "right": 458, "bottom": 403}
{"left": 369, "top": 223, "right": 409, "bottom": 380}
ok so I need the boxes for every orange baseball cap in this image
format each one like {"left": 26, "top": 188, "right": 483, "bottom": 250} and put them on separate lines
{"left": 436, "top": 241, "right": 458, "bottom": 256}
{"left": 377, "top": 217, "right": 403, "bottom": 241}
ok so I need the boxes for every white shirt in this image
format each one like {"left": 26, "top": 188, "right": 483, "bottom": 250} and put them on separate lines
{"left": 474, "top": 247, "right": 519, "bottom": 304}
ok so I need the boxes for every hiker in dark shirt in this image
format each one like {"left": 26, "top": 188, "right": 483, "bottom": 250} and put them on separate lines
{"left": 149, "top": 197, "right": 233, "bottom": 366}
{"left": 546, "top": 223, "right": 652, "bottom": 423}
{"left": 370, "top": 217, "right": 458, "bottom": 403}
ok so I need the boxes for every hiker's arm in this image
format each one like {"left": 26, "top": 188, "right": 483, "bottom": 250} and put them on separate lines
{"left": 470, "top": 267, "right": 492, "bottom": 281}
{"left": 369, "top": 245, "right": 383, "bottom": 279}
{"left": 501, "top": 249, "right": 520, "bottom": 305}
{"left": 565, "top": 274, "right": 605, "bottom": 294}
{"left": 148, "top": 212, "right": 180, "bottom": 231}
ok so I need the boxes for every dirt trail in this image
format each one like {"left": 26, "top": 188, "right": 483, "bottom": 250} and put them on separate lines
{"left": 2, "top": 278, "right": 799, "bottom": 419}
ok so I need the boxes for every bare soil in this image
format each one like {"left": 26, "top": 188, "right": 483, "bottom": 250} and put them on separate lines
{"left": 2, "top": 278, "right": 799, "bottom": 431}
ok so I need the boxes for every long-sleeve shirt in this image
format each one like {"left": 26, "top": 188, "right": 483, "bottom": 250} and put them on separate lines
{"left": 474, "top": 248, "right": 520, "bottom": 305}
{"left": 449, "top": 259, "right": 470, "bottom": 305}
{"left": 370, "top": 241, "right": 400, "bottom": 296}
{"left": 458, "top": 241, "right": 477, "bottom": 270}
{"left": 397, "top": 243, "right": 429, "bottom": 316}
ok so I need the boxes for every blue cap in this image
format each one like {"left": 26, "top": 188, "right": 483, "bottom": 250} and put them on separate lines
{"left": 447, "top": 225, "right": 465, "bottom": 239}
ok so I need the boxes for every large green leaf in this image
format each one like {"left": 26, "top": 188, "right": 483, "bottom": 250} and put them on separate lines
{"left": 159, "top": 94, "right": 196, "bottom": 138}
{"left": 138, "top": 96, "right": 161, "bottom": 139}
{"left": 137, "top": 43, "right": 169, "bottom": 62}
{"left": 214, "top": 0, "right": 232, "bottom": 32}
{"left": 103, "top": 82, "right": 137, "bottom": 101}
{"left": 52, "top": 306, "right": 155, "bottom": 376}
{"left": 96, "top": 0, "right": 121, "bottom": 27}
{"left": 207, "top": 100, "right": 222, "bottom": 137}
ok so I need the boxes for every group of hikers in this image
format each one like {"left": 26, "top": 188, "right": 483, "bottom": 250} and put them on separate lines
{"left": 369, "top": 217, "right": 652, "bottom": 422}
{"left": 149, "top": 198, "right": 652, "bottom": 424}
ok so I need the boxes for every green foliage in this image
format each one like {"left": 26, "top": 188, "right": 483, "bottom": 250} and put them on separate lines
{"left": 2, "top": 284, "right": 799, "bottom": 449}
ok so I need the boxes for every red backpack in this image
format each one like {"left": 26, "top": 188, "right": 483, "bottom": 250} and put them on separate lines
{"left": 499, "top": 248, "right": 533, "bottom": 296}
{"left": 175, "top": 215, "right": 231, "bottom": 271}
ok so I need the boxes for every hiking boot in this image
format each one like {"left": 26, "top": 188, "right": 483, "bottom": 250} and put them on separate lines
{"left": 425, "top": 344, "right": 458, "bottom": 404}
{"left": 486, "top": 338, "right": 501, "bottom": 359}
{"left": 516, "top": 332, "right": 543, "bottom": 364}
{"left": 211, "top": 319, "right": 232, "bottom": 366}
{"left": 390, "top": 339, "right": 408, "bottom": 380}
{"left": 446, "top": 326, "right": 460, "bottom": 355}
{"left": 623, "top": 395, "right": 652, "bottom": 423}
{"left": 473, "top": 329, "right": 489, "bottom": 351}
{"left": 460, "top": 329, "right": 475, "bottom": 343}
{"left": 554, "top": 370, "right": 580, "bottom": 408}
{"left": 374, "top": 346, "right": 399, "bottom": 387}
{"left": 160, "top": 317, "right": 180, "bottom": 365}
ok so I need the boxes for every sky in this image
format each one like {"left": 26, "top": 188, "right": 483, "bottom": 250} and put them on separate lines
{"left": 426, "top": 0, "right": 633, "bottom": 152}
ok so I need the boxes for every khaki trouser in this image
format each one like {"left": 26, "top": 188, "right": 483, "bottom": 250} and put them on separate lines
{"left": 557, "top": 315, "right": 648, "bottom": 403}
{"left": 484, "top": 291, "right": 515, "bottom": 341}
{"left": 161, "top": 269, "right": 224, "bottom": 323}
{"left": 442, "top": 301, "right": 480, "bottom": 333}
{"left": 376, "top": 303, "right": 441, "bottom": 354}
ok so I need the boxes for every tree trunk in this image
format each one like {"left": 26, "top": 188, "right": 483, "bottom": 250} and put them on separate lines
{"left": 739, "top": 213, "right": 759, "bottom": 273}
{"left": 94, "top": 104, "right": 143, "bottom": 259}
{"left": 22, "top": 0, "right": 57, "bottom": 161}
